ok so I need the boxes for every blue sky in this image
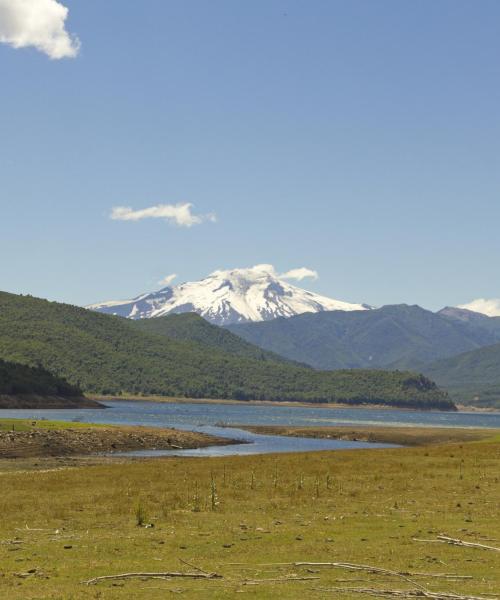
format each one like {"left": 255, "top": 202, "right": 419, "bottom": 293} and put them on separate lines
{"left": 1, "top": 0, "right": 499, "bottom": 310}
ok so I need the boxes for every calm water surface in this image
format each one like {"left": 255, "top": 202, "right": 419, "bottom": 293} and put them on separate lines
{"left": 1, "top": 400, "right": 499, "bottom": 457}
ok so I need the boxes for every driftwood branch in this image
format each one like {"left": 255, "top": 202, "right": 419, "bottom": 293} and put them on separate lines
{"left": 316, "top": 588, "right": 496, "bottom": 600}
{"left": 178, "top": 558, "right": 211, "bottom": 575}
{"left": 243, "top": 576, "right": 320, "bottom": 585}
{"left": 293, "top": 562, "right": 468, "bottom": 582}
{"left": 82, "top": 571, "right": 222, "bottom": 585}
{"left": 413, "top": 535, "right": 500, "bottom": 553}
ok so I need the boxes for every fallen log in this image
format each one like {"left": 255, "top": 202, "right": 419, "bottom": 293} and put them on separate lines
{"left": 293, "top": 562, "right": 470, "bottom": 580}
{"left": 315, "top": 587, "right": 496, "bottom": 600}
{"left": 413, "top": 535, "right": 500, "bottom": 552}
{"left": 82, "top": 571, "right": 222, "bottom": 585}
{"left": 243, "top": 576, "right": 320, "bottom": 585}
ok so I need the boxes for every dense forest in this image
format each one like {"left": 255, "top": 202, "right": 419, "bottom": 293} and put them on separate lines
{"left": 0, "top": 358, "right": 81, "bottom": 397}
{"left": 132, "top": 313, "right": 298, "bottom": 364}
{"left": 0, "top": 292, "right": 454, "bottom": 409}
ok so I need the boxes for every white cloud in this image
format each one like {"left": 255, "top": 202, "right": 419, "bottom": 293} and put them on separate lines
{"left": 158, "top": 273, "right": 177, "bottom": 287}
{"left": 0, "top": 0, "right": 80, "bottom": 59}
{"left": 458, "top": 298, "right": 500, "bottom": 317}
{"left": 110, "top": 203, "right": 216, "bottom": 228}
{"left": 220, "top": 264, "right": 319, "bottom": 282}
{"left": 280, "top": 267, "right": 319, "bottom": 281}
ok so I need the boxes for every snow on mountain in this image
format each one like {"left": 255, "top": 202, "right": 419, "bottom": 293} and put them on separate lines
{"left": 87, "top": 264, "right": 372, "bottom": 326}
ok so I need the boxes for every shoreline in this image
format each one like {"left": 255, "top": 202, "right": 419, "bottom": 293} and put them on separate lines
{"left": 89, "top": 394, "right": 472, "bottom": 412}
{"left": 0, "top": 419, "right": 235, "bottom": 460}
{"left": 231, "top": 424, "right": 500, "bottom": 446}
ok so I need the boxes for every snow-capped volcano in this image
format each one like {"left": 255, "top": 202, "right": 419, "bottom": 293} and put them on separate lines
{"left": 87, "top": 264, "right": 372, "bottom": 326}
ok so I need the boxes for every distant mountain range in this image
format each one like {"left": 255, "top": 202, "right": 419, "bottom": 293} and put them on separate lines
{"left": 228, "top": 304, "right": 500, "bottom": 371}
{"left": 226, "top": 304, "right": 500, "bottom": 407}
{"left": 85, "top": 267, "right": 500, "bottom": 407}
{"left": 0, "top": 291, "right": 451, "bottom": 409}
{"left": 88, "top": 265, "right": 371, "bottom": 325}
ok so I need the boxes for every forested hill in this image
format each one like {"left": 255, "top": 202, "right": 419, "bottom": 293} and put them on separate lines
{"left": 131, "top": 313, "right": 297, "bottom": 364}
{"left": 0, "top": 358, "right": 101, "bottom": 408}
{"left": 425, "top": 343, "right": 500, "bottom": 408}
{"left": 0, "top": 358, "right": 81, "bottom": 397}
{"left": 0, "top": 291, "right": 454, "bottom": 410}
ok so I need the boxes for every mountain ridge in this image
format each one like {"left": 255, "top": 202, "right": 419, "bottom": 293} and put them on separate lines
{"left": 0, "top": 291, "right": 453, "bottom": 409}
{"left": 424, "top": 342, "right": 500, "bottom": 408}
{"left": 227, "top": 304, "right": 500, "bottom": 371}
{"left": 88, "top": 265, "right": 371, "bottom": 325}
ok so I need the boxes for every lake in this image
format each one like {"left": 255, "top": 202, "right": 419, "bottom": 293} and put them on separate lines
{"left": 1, "top": 400, "right": 499, "bottom": 457}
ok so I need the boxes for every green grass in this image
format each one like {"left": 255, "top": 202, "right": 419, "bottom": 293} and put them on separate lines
{"left": 0, "top": 418, "right": 104, "bottom": 432}
{"left": 0, "top": 436, "right": 499, "bottom": 599}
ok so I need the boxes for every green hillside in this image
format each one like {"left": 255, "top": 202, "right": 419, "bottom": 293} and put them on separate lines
{"left": 0, "top": 358, "right": 81, "bottom": 397}
{"left": 0, "top": 291, "right": 453, "bottom": 409}
{"left": 228, "top": 304, "right": 498, "bottom": 371}
{"left": 425, "top": 343, "right": 500, "bottom": 408}
{"left": 131, "top": 313, "right": 294, "bottom": 364}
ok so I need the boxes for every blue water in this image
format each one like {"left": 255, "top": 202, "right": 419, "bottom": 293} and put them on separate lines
{"left": 1, "top": 400, "right": 499, "bottom": 457}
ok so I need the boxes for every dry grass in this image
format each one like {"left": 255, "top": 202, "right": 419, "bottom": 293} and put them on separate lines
{"left": 235, "top": 424, "right": 500, "bottom": 446}
{"left": 0, "top": 436, "right": 499, "bottom": 599}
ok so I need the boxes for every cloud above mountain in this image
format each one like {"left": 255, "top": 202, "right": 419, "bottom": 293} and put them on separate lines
{"left": 110, "top": 203, "right": 216, "bottom": 228}
{"left": 458, "top": 298, "right": 500, "bottom": 317}
{"left": 280, "top": 267, "right": 319, "bottom": 281}
{"left": 233, "top": 264, "right": 319, "bottom": 282}
{"left": 158, "top": 273, "right": 177, "bottom": 286}
{"left": 0, "top": 0, "right": 80, "bottom": 59}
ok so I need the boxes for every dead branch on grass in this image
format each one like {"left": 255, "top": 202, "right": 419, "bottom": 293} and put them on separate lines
{"left": 413, "top": 536, "right": 500, "bottom": 552}
{"left": 292, "top": 562, "right": 470, "bottom": 581}
{"left": 315, "top": 588, "right": 495, "bottom": 600}
{"left": 82, "top": 571, "right": 222, "bottom": 585}
{"left": 243, "top": 576, "right": 320, "bottom": 585}
{"left": 178, "top": 558, "right": 211, "bottom": 575}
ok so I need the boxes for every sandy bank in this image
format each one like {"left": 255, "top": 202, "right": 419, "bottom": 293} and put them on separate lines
{"left": 0, "top": 423, "right": 234, "bottom": 459}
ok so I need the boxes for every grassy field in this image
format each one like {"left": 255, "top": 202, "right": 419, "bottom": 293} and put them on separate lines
{"left": 0, "top": 433, "right": 499, "bottom": 599}
{"left": 0, "top": 418, "right": 102, "bottom": 432}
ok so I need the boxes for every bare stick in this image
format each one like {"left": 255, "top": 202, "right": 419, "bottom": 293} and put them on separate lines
{"left": 413, "top": 536, "right": 500, "bottom": 552}
{"left": 293, "top": 562, "right": 431, "bottom": 590}
{"left": 256, "top": 562, "right": 469, "bottom": 581}
{"left": 437, "top": 536, "right": 500, "bottom": 552}
{"left": 314, "top": 587, "right": 496, "bottom": 600}
{"left": 82, "top": 571, "right": 222, "bottom": 585}
{"left": 178, "top": 558, "right": 211, "bottom": 575}
{"left": 243, "top": 576, "right": 320, "bottom": 584}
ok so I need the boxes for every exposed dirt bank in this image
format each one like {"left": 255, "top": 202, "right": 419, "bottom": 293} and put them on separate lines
{"left": 232, "top": 424, "right": 500, "bottom": 446}
{"left": 0, "top": 394, "right": 103, "bottom": 409}
{"left": 0, "top": 424, "right": 233, "bottom": 459}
